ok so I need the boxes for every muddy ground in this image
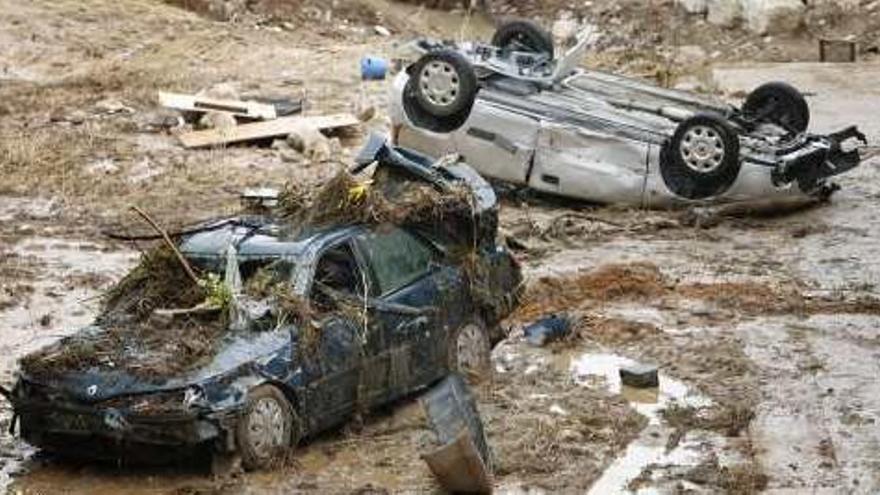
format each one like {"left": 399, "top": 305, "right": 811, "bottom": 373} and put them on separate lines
{"left": 2, "top": 0, "right": 880, "bottom": 493}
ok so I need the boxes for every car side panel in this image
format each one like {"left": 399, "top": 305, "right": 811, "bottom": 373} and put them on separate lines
{"left": 301, "top": 317, "right": 364, "bottom": 432}
{"left": 642, "top": 153, "right": 809, "bottom": 207}
{"left": 449, "top": 103, "right": 539, "bottom": 185}
{"left": 530, "top": 122, "right": 648, "bottom": 204}
{"left": 378, "top": 274, "right": 443, "bottom": 396}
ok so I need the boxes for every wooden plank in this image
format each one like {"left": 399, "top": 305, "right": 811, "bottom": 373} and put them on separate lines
{"left": 159, "top": 91, "right": 277, "bottom": 120}
{"left": 178, "top": 113, "right": 360, "bottom": 149}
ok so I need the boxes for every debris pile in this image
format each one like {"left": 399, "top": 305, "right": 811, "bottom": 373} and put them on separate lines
{"left": 278, "top": 168, "right": 473, "bottom": 233}
{"left": 100, "top": 246, "right": 206, "bottom": 323}
{"left": 156, "top": 88, "right": 359, "bottom": 151}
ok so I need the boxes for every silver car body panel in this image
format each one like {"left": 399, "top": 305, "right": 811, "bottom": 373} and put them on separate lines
{"left": 391, "top": 71, "right": 815, "bottom": 207}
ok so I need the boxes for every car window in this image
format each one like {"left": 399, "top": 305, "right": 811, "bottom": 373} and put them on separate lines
{"left": 357, "top": 227, "right": 436, "bottom": 296}
{"left": 311, "top": 243, "right": 365, "bottom": 311}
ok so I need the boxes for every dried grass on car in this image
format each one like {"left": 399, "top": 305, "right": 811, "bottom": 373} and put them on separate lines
{"left": 278, "top": 167, "right": 473, "bottom": 234}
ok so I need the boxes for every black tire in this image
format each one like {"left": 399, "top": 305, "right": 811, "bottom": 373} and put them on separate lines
{"left": 403, "top": 50, "right": 478, "bottom": 133}
{"left": 742, "top": 81, "right": 810, "bottom": 135}
{"left": 448, "top": 320, "right": 492, "bottom": 384}
{"left": 491, "top": 19, "right": 554, "bottom": 58}
{"left": 661, "top": 113, "right": 741, "bottom": 200}
{"left": 236, "top": 384, "right": 299, "bottom": 471}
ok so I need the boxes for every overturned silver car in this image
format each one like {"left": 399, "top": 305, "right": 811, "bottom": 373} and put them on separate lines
{"left": 389, "top": 20, "right": 867, "bottom": 207}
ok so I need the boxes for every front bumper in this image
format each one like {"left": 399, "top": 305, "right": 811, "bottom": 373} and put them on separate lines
{"left": 773, "top": 126, "right": 867, "bottom": 191}
{"left": 15, "top": 397, "right": 237, "bottom": 461}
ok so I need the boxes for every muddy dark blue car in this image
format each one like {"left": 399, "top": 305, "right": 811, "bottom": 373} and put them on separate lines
{"left": 7, "top": 138, "right": 521, "bottom": 470}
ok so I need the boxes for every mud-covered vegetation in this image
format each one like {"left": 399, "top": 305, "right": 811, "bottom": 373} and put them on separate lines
{"left": 484, "top": 367, "right": 647, "bottom": 490}
{"left": 20, "top": 246, "right": 218, "bottom": 378}
{"left": 279, "top": 167, "right": 473, "bottom": 236}
{"left": 513, "top": 261, "right": 880, "bottom": 324}
{"left": 101, "top": 246, "right": 205, "bottom": 322}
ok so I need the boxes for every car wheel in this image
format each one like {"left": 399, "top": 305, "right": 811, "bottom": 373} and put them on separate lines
{"left": 448, "top": 321, "right": 492, "bottom": 383}
{"left": 491, "top": 19, "right": 554, "bottom": 59}
{"left": 403, "top": 50, "right": 477, "bottom": 133}
{"left": 661, "top": 113, "right": 741, "bottom": 200}
{"left": 236, "top": 384, "right": 298, "bottom": 471}
{"left": 742, "top": 81, "right": 810, "bottom": 135}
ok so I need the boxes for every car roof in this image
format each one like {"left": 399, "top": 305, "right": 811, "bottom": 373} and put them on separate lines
{"left": 179, "top": 217, "right": 362, "bottom": 261}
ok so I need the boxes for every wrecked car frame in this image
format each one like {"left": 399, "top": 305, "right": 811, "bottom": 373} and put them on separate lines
{"left": 6, "top": 139, "right": 521, "bottom": 469}
{"left": 390, "top": 20, "right": 867, "bottom": 207}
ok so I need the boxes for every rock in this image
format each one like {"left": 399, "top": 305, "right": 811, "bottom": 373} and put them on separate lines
{"left": 680, "top": 0, "right": 708, "bottom": 14}
{"left": 272, "top": 139, "right": 303, "bottom": 162}
{"left": 286, "top": 123, "right": 331, "bottom": 162}
{"left": 374, "top": 25, "right": 391, "bottom": 36}
{"left": 94, "top": 98, "right": 134, "bottom": 114}
{"left": 162, "top": 114, "right": 185, "bottom": 130}
{"left": 619, "top": 363, "right": 659, "bottom": 388}
{"left": 140, "top": 110, "right": 184, "bottom": 132}
{"left": 198, "top": 111, "right": 237, "bottom": 130}
{"left": 743, "top": 0, "right": 805, "bottom": 34}
{"left": 38, "top": 313, "right": 53, "bottom": 328}
{"left": 707, "top": 0, "right": 742, "bottom": 27}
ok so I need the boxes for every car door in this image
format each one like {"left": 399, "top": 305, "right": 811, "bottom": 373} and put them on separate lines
{"left": 353, "top": 226, "right": 448, "bottom": 398}
{"left": 450, "top": 101, "right": 540, "bottom": 186}
{"left": 304, "top": 315, "right": 363, "bottom": 431}
{"left": 529, "top": 121, "right": 650, "bottom": 204}
{"left": 302, "top": 240, "right": 384, "bottom": 430}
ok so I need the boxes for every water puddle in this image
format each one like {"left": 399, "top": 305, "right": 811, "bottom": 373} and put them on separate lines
{"left": 570, "top": 353, "right": 711, "bottom": 494}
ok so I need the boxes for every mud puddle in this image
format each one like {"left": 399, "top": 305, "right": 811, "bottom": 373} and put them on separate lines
{"left": 0, "top": 237, "right": 135, "bottom": 377}
{"left": 0, "top": 237, "right": 135, "bottom": 492}
{"left": 566, "top": 352, "right": 713, "bottom": 494}
{"left": 742, "top": 313, "right": 880, "bottom": 492}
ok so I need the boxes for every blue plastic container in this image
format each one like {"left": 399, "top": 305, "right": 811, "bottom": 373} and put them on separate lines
{"left": 360, "top": 56, "right": 388, "bottom": 81}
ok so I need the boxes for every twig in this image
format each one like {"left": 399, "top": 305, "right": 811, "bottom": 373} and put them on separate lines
{"left": 130, "top": 205, "right": 199, "bottom": 284}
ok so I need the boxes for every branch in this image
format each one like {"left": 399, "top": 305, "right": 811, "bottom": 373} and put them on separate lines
{"left": 130, "top": 206, "right": 199, "bottom": 285}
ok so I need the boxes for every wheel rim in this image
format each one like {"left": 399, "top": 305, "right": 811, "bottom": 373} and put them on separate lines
{"left": 419, "top": 60, "right": 460, "bottom": 108}
{"left": 246, "top": 397, "right": 286, "bottom": 458}
{"left": 679, "top": 125, "right": 725, "bottom": 173}
{"left": 456, "top": 324, "right": 488, "bottom": 376}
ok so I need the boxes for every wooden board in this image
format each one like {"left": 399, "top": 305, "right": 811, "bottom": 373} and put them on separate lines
{"left": 178, "top": 114, "right": 360, "bottom": 149}
{"left": 159, "top": 91, "right": 277, "bottom": 120}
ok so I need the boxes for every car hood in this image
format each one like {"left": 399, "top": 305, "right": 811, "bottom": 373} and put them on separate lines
{"left": 19, "top": 326, "right": 293, "bottom": 403}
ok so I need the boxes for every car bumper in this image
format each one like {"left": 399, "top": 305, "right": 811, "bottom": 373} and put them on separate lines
{"left": 772, "top": 126, "right": 866, "bottom": 191}
{"left": 16, "top": 398, "right": 238, "bottom": 460}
